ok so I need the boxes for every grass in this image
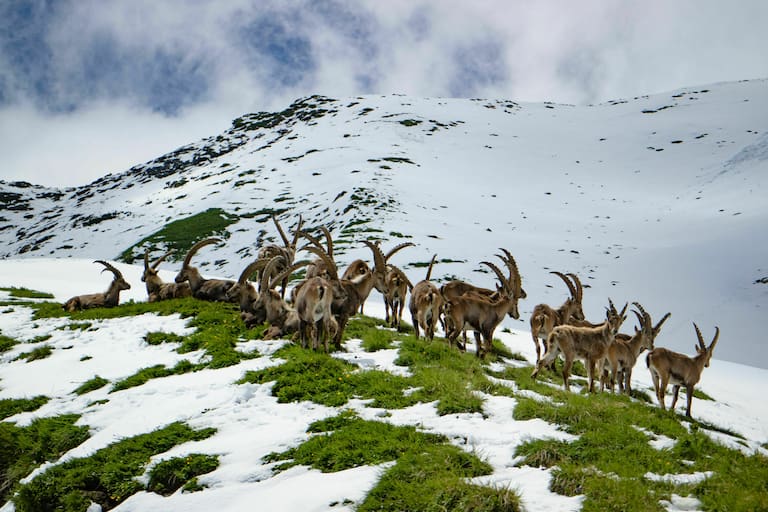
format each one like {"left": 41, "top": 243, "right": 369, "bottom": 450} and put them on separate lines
{"left": 12, "top": 422, "right": 217, "bottom": 512}
{"left": 0, "top": 396, "right": 49, "bottom": 420}
{"left": 0, "top": 287, "right": 55, "bottom": 299}
{"left": 118, "top": 208, "right": 239, "bottom": 264}
{"left": 0, "top": 334, "right": 16, "bottom": 353}
{"left": 15, "top": 344, "right": 53, "bottom": 362}
{"left": 147, "top": 454, "right": 220, "bottom": 495}
{"left": 73, "top": 375, "right": 109, "bottom": 395}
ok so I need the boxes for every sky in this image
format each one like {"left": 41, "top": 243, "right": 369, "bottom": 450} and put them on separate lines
{"left": 1, "top": 0, "right": 767, "bottom": 187}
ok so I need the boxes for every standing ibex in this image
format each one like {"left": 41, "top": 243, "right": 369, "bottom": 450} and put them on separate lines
{"left": 294, "top": 276, "right": 337, "bottom": 352}
{"left": 408, "top": 254, "right": 443, "bottom": 341}
{"left": 443, "top": 253, "right": 525, "bottom": 358}
{"left": 600, "top": 302, "right": 670, "bottom": 394}
{"left": 532, "top": 299, "right": 627, "bottom": 393}
{"left": 365, "top": 241, "right": 414, "bottom": 330}
{"left": 529, "top": 271, "right": 585, "bottom": 364}
{"left": 300, "top": 232, "right": 376, "bottom": 350}
{"left": 646, "top": 323, "right": 720, "bottom": 418}
{"left": 142, "top": 251, "right": 191, "bottom": 302}
{"left": 174, "top": 238, "right": 237, "bottom": 302}
{"left": 63, "top": 261, "right": 131, "bottom": 311}
{"left": 258, "top": 215, "right": 303, "bottom": 299}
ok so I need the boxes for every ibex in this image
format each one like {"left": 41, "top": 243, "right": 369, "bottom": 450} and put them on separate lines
{"left": 258, "top": 215, "right": 303, "bottom": 299}
{"left": 294, "top": 276, "right": 337, "bottom": 352}
{"left": 174, "top": 238, "right": 237, "bottom": 302}
{"left": 365, "top": 240, "right": 414, "bottom": 330}
{"left": 600, "top": 302, "right": 670, "bottom": 394}
{"left": 532, "top": 299, "right": 627, "bottom": 393}
{"left": 646, "top": 323, "right": 720, "bottom": 418}
{"left": 227, "top": 258, "right": 267, "bottom": 328}
{"left": 142, "top": 251, "right": 192, "bottom": 302}
{"left": 63, "top": 261, "right": 131, "bottom": 311}
{"left": 443, "top": 253, "right": 525, "bottom": 358}
{"left": 408, "top": 254, "right": 444, "bottom": 341}
{"left": 252, "top": 256, "right": 311, "bottom": 338}
{"left": 441, "top": 249, "right": 527, "bottom": 348}
{"left": 300, "top": 233, "right": 375, "bottom": 350}
{"left": 529, "top": 271, "right": 585, "bottom": 364}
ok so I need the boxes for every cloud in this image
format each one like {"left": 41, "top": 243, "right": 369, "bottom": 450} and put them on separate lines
{"left": 1, "top": 0, "right": 767, "bottom": 186}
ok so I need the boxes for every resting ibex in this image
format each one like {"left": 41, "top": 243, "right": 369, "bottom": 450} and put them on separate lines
{"left": 601, "top": 302, "right": 670, "bottom": 394}
{"left": 142, "top": 251, "right": 191, "bottom": 302}
{"left": 227, "top": 258, "right": 267, "bottom": 328}
{"left": 646, "top": 323, "right": 720, "bottom": 418}
{"left": 258, "top": 215, "right": 303, "bottom": 299}
{"left": 301, "top": 234, "right": 375, "bottom": 350}
{"left": 532, "top": 299, "right": 627, "bottom": 393}
{"left": 365, "top": 240, "right": 414, "bottom": 330}
{"left": 63, "top": 261, "right": 131, "bottom": 311}
{"left": 408, "top": 254, "right": 443, "bottom": 341}
{"left": 174, "top": 238, "right": 237, "bottom": 302}
{"left": 529, "top": 271, "right": 585, "bottom": 364}
{"left": 443, "top": 253, "right": 525, "bottom": 358}
{"left": 252, "top": 256, "right": 311, "bottom": 338}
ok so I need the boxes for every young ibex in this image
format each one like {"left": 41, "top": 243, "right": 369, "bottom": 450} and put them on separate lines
{"left": 294, "top": 275, "right": 337, "bottom": 352}
{"left": 364, "top": 240, "right": 414, "bottom": 327}
{"left": 529, "top": 271, "right": 585, "bottom": 364}
{"left": 600, "top": 302, "right": 670, "bottom": 394}
{"left": 408, "top": 254, "right": 444, "bottom": 341}
{"left": 142, "top": 251, "right": 192, "bottom": 302}
{"left": 646, "top": 323, "right": 720, "bottom": 418}
{"left": 174, "top": 238, "right": 237, "bottom": 302}
{"left": 258, "top": 215, "right": 303, "bottom": 299}
{"left": 63, "top": 261, "right": 131, "bottom": 311}
{"left": 443, "top": 253, "right": 525, "bottom": 358}
{"left": 532, "top": 299, "right": 628, "bottom": 393}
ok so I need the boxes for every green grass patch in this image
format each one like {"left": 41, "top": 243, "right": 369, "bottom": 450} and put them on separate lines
{"left": 73, "top": 376, "right": 110, "bottom": 395}
{"left": 118, "top": 208, "right": 239, "bottom": 264}
{"left": 15, "top": 344, "right": 53, "bottom": 362}
{"left": 344, "top": 315, "right": 398, "bottom": 351}
{"left": 111, "top": 360, "right": 196, "bottom": 392}
{"left": 0, "top": 287, "right": 55, "bottom": 299}
{"left": 12, "top": 422, "right": 216, "bottom": 512}
{"left": 144, "top": 331, "right": 185, "bottom": 345}
{"left": 147, "top": 454, "right": 219, "bottom": 495}
{"left": 0, "top": 396, "right": 49, "bottom": 420}
{"left": 0, "top": 333, "right": 17, "bottom": 352}
{"left": 0, "top": 414, "right": 90, "bottom": 505}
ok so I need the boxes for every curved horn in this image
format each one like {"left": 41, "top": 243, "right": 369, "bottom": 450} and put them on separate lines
{"left": 290, "top": 215, "right": 303, "bottom": 250}
{"left": 384, "top": 242, "right": 414, "bottom": 262}
{"left": 94, "top": 260, "right": 124, "bottom": 279}
{"left": 152, "top": 251, "right": 174, "bottom": 270}
{"left": 269, "top": 259, "right": 312, "bottom": 289}
{"left": 501, "top": 250, "right": 522, "bottom": 297}
{"left": 567, "top": 272, "right": 583, "bottom": 302}
{"left": 299, "top": 229, "right": 326, "bottom": 254}
{"left": 425, "top": 254, "right": 437, "bottom": 281}
{"left": 631, "top": 309, "right": 645, "bottom": 330}
{"left": 259, "top": 255, "right": 287, "bottom": 292}
{"left": 710, "top": 326, "right": 720, "bottom": 350}
{"left": 320, "top": 225, "right": 334, "bottom": 260}
{"left": 632, "top": 302, "right": 652, "bottom": 331}
{"left": 143, "top": 251, "right": 150, "bottom": 272}
{"left": 238, "top": 258, "right": 268, "bottom": 285}
{"left": 182, "top": 238, "right": 222, "bottom": 268}
{"left": 481, "top": 261, "right": 509, "bottom": 292}
{"left": 302, "top": 245, "right": 339, "bottom": 281}
{"left": 363, "top": 240, "right": 387, "bottom": 274}
{"left": 653, "top": 312, "right": 671, "bottom": 335}
{"left": 272, "top": 214, "right": 291, "bottom": 248}
{"left": 551, "top": 271, "right": 577, "bottom": 299}
{"left": 693, "top": 322, "right": 707, "bottom": 350}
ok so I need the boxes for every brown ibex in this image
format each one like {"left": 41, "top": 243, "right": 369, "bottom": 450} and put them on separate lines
{"left": 600, "top": 302, "right": 670, "bottom": 394}
{"left": 365, "top": 240, "right": 414, "bottom": 330}
{"left": 294, "top": 276, "right": 337, "bottom": 352}
{"left": 174, "top": 238, "right": 237, "bottom": 302}
{"left": 443, "top": 253, "right": 525, "bottom": 358}
{"left": 646, "top": 323, "right": 720, "bottom": 418}
{"left": 142, "top": 251, "right": 191, "bottom": 302}
{"left": 63, "top": 261, "right": 131, "bottom": 311}
{"left": 227, "top": 258, "right": 267, "bottom": 328}
{"left": 408, "top": 254, "right": 443, "bottom": 341}
{"left": 532, "top": 299, "right": 627, "bottom": 393}
{"left": 252, "top": 256, "right": 311, "bottom": 338}
{"left": 529, "top": 271, "right": 585, "bottom": 364}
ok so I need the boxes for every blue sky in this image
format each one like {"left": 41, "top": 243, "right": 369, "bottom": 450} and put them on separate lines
{"left": 1, "top": 0, "right": 767, "bottom": 186}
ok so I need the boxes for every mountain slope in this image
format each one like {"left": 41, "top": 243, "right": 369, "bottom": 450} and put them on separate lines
{"left": 1, "top": 80, "right": 767, "bottom": 367}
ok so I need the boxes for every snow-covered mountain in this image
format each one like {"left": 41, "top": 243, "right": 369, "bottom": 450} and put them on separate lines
{"left": 1, "top": 80, "right": 767, "bottom": 368}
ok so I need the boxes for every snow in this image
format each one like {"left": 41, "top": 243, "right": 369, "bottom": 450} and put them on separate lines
{"left": 1, "top": 259, "right": 767, "bottom": 512}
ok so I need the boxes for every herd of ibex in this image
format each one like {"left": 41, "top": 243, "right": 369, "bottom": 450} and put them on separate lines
{"left": 62, "top": 214, "right": 720, "bottom": 418}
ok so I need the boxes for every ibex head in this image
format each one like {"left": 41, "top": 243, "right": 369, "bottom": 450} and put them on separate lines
{"left": 480, "top": 255, "right": 522, "bottom": 319}
{"left": 95, "top": 260, "right": 131, "bottom": 291}
{"left": 606, "top": 298, "right": 628, "bottom": 335}
{"left": 175, "top": 238, "right": 221, "bottom": 284}
{"left": 142, "top": 250, "right": 172, "bottom": 283}
{"left": 694, "top": 323, "right": 720, "bottom": 368}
